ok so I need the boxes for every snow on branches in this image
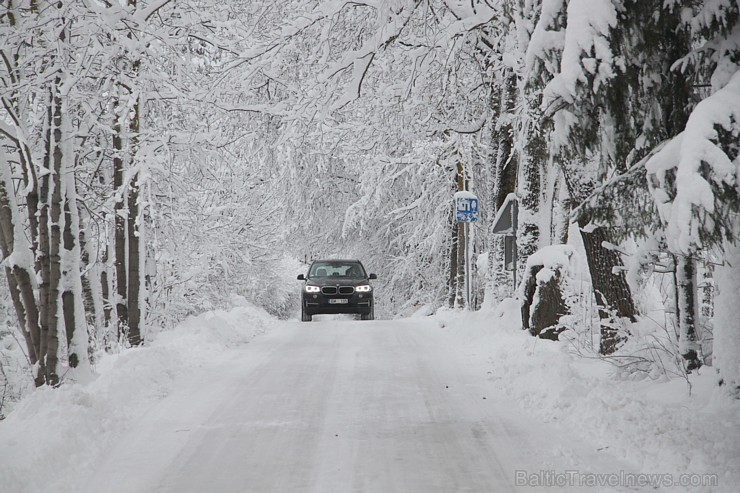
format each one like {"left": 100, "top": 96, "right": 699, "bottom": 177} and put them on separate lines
{"left": 647, "top": 70, "right": 740, "bottom": 255}
{"left": 544, "top": 0, "right": 618, "bottom": 103}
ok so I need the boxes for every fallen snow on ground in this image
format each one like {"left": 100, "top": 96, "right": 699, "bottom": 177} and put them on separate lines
{"left": 1, "top": 297, "right": 738, "bottom": 492}
{"left": 433, "top": 301, "right": 740, "bottom": 492}
{"left": 0, "top": 299, "right": 275, "bottom": 493}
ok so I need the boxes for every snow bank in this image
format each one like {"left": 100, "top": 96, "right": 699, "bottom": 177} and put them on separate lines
{"left": 0, "top": 302, "right": 275, "bottom": 493}
{"left": 435, "top": 305, "right": 740, "bottom": 492}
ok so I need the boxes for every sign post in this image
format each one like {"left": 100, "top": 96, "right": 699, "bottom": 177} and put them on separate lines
{"left": 454, "top": 191, "right": 479, "bottom": 309}
{"left": 490, "top": 194, "right": 518, "bottom": 292}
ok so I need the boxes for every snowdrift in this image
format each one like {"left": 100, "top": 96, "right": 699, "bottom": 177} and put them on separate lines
{"left": 0, "top": 302, "right": 275, "bottom": 493}
{"left": 430, "top": 304, "right": 740, "bottom": 492}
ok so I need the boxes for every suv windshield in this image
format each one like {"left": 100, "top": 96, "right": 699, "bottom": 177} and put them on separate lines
{"left": 309, "top": 261, "right": 366, "bottom": 279}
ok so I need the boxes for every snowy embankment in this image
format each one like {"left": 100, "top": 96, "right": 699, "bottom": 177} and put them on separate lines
{"left": 0, "top": 299, "right": 275, "bottom": 493}
{"left": 430, "top": 301, "right": 740, "bottom": 492}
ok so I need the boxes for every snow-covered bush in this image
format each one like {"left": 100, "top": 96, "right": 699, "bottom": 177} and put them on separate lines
{"left": 0, "top": 327, "right": 33, "bottom": 418}
{"left": 147, "top": 248, "right": 302, "bottom": 337}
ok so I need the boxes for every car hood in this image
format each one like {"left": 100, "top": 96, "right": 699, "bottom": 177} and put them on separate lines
{"left": 306, "top": 278, "right": 370, "bottom": 287}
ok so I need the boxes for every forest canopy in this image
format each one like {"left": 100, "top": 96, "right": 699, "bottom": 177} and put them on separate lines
{"left": 0, "top": 0, "right": 739, "bottom": 395}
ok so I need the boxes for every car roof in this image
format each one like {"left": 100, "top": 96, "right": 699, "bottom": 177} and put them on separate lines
{"left": 311, "top": 259, "right": 362, "bottom": 263}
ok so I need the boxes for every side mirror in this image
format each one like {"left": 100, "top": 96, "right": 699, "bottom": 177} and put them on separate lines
{"left": 297, "top": 274, "right": 306, "bottom": 281}
{"left": 369, "top": 273, "right": 377, "bottom": 280}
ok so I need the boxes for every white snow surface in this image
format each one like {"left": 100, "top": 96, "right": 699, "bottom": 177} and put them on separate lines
{"left": 0, "top": 300, "right": 275, "bottom": 493}
{"left": 453, "top": 190, "right": 477, "bottom": 200}
{"left": 1, "top": 302, "right": 738, "bottom": 492}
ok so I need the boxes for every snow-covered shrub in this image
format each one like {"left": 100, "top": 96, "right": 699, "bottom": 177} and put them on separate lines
{"left": 147, "top": 249, "right": 302, "bottom": 337}
{"left": 0, "top": 291, "right": 31, "bottom": 416}
{"left": 242, "top": 255, "right": 304, "bottom": 319}
{"left": 0, "top": 327, "right": 33, "bottom": 418}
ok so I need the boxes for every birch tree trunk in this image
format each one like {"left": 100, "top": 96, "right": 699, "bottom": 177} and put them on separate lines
{"left": 61, "top": 169, "right": 90, "bottom": 370}
{"left": 0, "top": 156, "right": 39, "bottom": 365}
{"left": 0, "top": 7, "right": 42, "bottom": 371}
{"left": 675, "top": 255, "right": 702, "bottom": 371}
{"left": 45, "top": 77, "right": 65, "bottom": 387}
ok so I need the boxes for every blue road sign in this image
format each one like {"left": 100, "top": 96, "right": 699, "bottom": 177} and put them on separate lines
{"left": 454, "top": 192, "right": 479, "bottom": 222}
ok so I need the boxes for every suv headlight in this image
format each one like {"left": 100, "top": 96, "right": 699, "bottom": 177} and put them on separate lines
{"left": 305, "top": 285, "right": 320, "bottom": 293}
{"left": 356, "top": 285, "right": 372, "bottom": 292}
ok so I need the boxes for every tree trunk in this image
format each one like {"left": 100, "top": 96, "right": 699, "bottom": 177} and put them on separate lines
{"left": 457, "top": 162, "right": 468, "bottom": 308}
{"left": 0, "top": 161, "right": 39, "bottom": 364}
{"left": 101, "top": 248, "right": 113, "bottom": 338}
{"left": 113, "top": 103, "right": 129, "bottom": 342}
{"left": 62, "top": 193, "right": 86, "bottom": 369}
{"left": 127, "top": 171, "right": 141, "bottom": 345}
{"left": 517, "top": 94, "right": 545, "bottom": 272}
{"left": 486, "top": 68, "right": 518, "bottom": 300}
{"left": 552, "top": 174, "right": 570, "bottom": 245}
{"left": 675, "top": 255, "right": 702, "bottom": 371}
{"left": 449, "top": 162, "right": 466, "bottom": 308}
{"left": 455, "top": 221, "right": 465, "bottom": 308}
{"left": 37, "top": 92, "right": 53, "bottom": 387}
{"left": 448, "top": 208, "right": 458, "bottom": 308}
{"left": 521, "top": 265, "right": 569, "bottom": 340}
{"left": 127, "top": 96, "right": 142, "bottom": 346}
{"left": 484, "top": 72, "right": 502, "bottom": 300}
{"left": 561, "top": 159, "right": 637, "bottom": 355}
{"left": 78, "top": 229, "right": 97, "bottom": 330}
{"left": 45, "top": 78, "right": 65, "bottom": 387}
{"left": 96, "top": 163, "right": 113, "bottom": 342}
{"left": 494, "top": 70, "right": 518, "bottom": 211}
{"left": 577, "top": 218, "right": 637, "bottom": 354}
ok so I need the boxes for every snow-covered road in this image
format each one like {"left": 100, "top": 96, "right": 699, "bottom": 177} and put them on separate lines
{"left": 80, "top": 317, "right": 635, "bottom": 493}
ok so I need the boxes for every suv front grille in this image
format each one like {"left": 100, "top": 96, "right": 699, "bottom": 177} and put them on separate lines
{"left": 321, "top": 286, "right": 355, "bottom": 295}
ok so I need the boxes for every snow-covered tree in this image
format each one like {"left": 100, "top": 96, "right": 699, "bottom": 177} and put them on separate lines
{"left": 648, "top": 67, "right": 740, "bottom": 393}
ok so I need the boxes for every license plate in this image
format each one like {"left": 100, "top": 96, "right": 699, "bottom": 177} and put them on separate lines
{"left": 328, "top": 298, "right": 348, "bottom": 304}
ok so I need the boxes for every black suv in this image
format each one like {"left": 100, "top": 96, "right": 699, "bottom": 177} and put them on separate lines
{"left": 298, "top": 259, "right": 377, "bottom": 321}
